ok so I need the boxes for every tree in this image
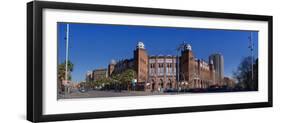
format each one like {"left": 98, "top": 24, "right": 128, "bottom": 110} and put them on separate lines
{"left": 95, "top": 77, "right": 112, "bottom": 87}
{"left": 120, "top": 69, "right": 136, "bottom": 90}
{"left": 233, "top": 56, "right": 258, "bottom": 91}
{"left": 58, "top": 60, "right": 74, "bottom": 91}
{"left": 111, "top": 73, "right": 122, "bottom": 84}
{"left": 110, "top": 69, "right": 136, "bottom": 90}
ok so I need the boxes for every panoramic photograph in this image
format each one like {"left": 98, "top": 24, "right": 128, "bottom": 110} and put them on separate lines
{"left": 57, "top": 22, "right": 258, "bottom": 99}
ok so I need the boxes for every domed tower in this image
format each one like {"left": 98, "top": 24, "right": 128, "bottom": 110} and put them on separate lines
{"left": 180, "top": 42, "right": 196, "bottom": 84}
{"left": 134, "top": 41, "right": 148, "bottom": 84}
{"left": 108, "top": 59, "right": 116, "bottom": 76}
{"left": 136, "top": 42, "right": 145, "bottom": 49}
{"left": 184, "top": 43, "right": 192, "bottom": 51}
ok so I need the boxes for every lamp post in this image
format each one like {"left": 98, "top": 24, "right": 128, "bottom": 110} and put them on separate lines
{"left": 249, "top": 32, "right": 254, "bottom": 81}
{"left": 65, "top": 23, "right": 70, "bottom": 95}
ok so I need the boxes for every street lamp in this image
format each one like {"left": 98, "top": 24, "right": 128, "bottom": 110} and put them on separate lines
{"left": 64, "top": 23, "right": 70, "bottom": 95}
{"left": 248, "top": 32, "right": 254, "bottom": 81}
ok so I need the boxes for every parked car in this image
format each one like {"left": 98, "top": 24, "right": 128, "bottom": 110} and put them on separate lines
{"left": 163, "top": 88, "right": 177, "bottom": 93}
{"left": 79, "top": 86, "right": 87, "bottom": 93}
{"left": 189, "top": 88, "right": 207, "bottom": 93}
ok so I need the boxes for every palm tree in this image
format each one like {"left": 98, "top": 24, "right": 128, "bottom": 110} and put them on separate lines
{"left": 58, "top": 60, "right": 74, "bottom": 92}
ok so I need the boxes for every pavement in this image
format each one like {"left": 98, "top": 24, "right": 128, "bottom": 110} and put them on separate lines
{"left": 58, "top": 89, "right": 179, "bottom": 99}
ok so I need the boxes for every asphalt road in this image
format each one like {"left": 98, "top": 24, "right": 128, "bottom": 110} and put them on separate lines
{"left": 58, "top": 89, "right": 178, "bottom": 99}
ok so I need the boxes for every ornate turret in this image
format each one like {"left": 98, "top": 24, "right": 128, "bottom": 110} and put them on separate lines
{"left": 134, "top": 41, "right": 148, "bottom": 84}
{"left": 184, "top": 43, "right": 192, "bottom": 51}
{"left": 180, "top": 42, "right": 195, "bottom": 82}
{"left": 136, "top": 42, "right": 145, "bottom": 49}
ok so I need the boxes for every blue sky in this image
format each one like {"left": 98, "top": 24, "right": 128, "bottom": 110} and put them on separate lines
{"left": 58, "top": 22, "right": 258, "bottom": 83}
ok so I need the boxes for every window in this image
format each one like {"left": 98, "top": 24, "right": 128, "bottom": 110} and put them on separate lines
{"left": 158, "top": 63, "right": 164, "bottom": 76}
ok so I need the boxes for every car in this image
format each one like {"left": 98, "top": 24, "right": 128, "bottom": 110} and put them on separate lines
{"left": 79, "top": 87, "right": 87, "bottom": 93}
{"left": 163, "top": 88, "right": 177, "bottom": 93}
{"left": 179, "top": 88, "right": 190, "bottom": 93}
{"left": 190, "top": 88, "right": 207, "bottom": 93}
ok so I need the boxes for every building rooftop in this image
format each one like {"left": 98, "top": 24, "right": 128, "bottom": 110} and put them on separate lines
{"left": 93, "top": 68, "right": 107, "bottom": 71}
{"left": 149, "top": 55, "right": 177, "bottom": 58}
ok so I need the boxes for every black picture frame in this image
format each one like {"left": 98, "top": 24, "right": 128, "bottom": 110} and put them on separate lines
{"left": 27, "top": 1, "right": 273, "bottom": 122}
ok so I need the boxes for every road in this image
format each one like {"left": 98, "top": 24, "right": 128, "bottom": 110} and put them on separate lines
{"left": 58, "top": 89, "right": 179, "bottom": 99}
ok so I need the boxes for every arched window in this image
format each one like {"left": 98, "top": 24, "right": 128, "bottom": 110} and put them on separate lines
{"left": 151, "top": 79, "right": 155, "bottom": 91}
{"left": 160, "top": 79, "right": 164, "bottom": 88}
{"left": 168, "top": 79, "right": 172, "bottom": 88}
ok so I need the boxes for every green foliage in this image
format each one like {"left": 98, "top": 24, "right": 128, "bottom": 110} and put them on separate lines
{"left": 120, "top": 69, "right": 136, "bottom": 84}
{"left": 58, "top": 60, "right": 74, "bottom": 82}
{"left": 90, "top": 69, "right": 136, "bottom": 90}
{"left": 95, "top": 77, "right": 112, "bottom": 86}
{"left": 111, "top": 73, "right": 122, "bottom": 83}
{"left": 111, "top": 69, "right": 136, "bottom": 84}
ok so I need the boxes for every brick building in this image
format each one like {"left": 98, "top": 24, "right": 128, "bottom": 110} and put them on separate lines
{"left": 134, "top": 42, "right": 149, "bottom": 84}
{"left": 108, "top": 59, "right": 134, "bottom": 76}
{"left": 147, "top": 55, "right": 177, "bottom": 91}
{"left": 223, "top": 77, "right": 236, "bottom": 88}
{"left": 105, "top": 42, "right": 222, "bottom": 91}
{"left": 86, "top": 68, "right": 108, "bottom": 82}
{"left": 180, "top": 44, "right": 216, "bottom": 89}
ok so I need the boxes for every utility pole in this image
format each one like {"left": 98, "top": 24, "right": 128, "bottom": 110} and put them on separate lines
{"left": 65, "top": 24, "right": 70, "bottom": 95}
{"left": 249, "top": 32, "right": 254, "bottom": 80}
